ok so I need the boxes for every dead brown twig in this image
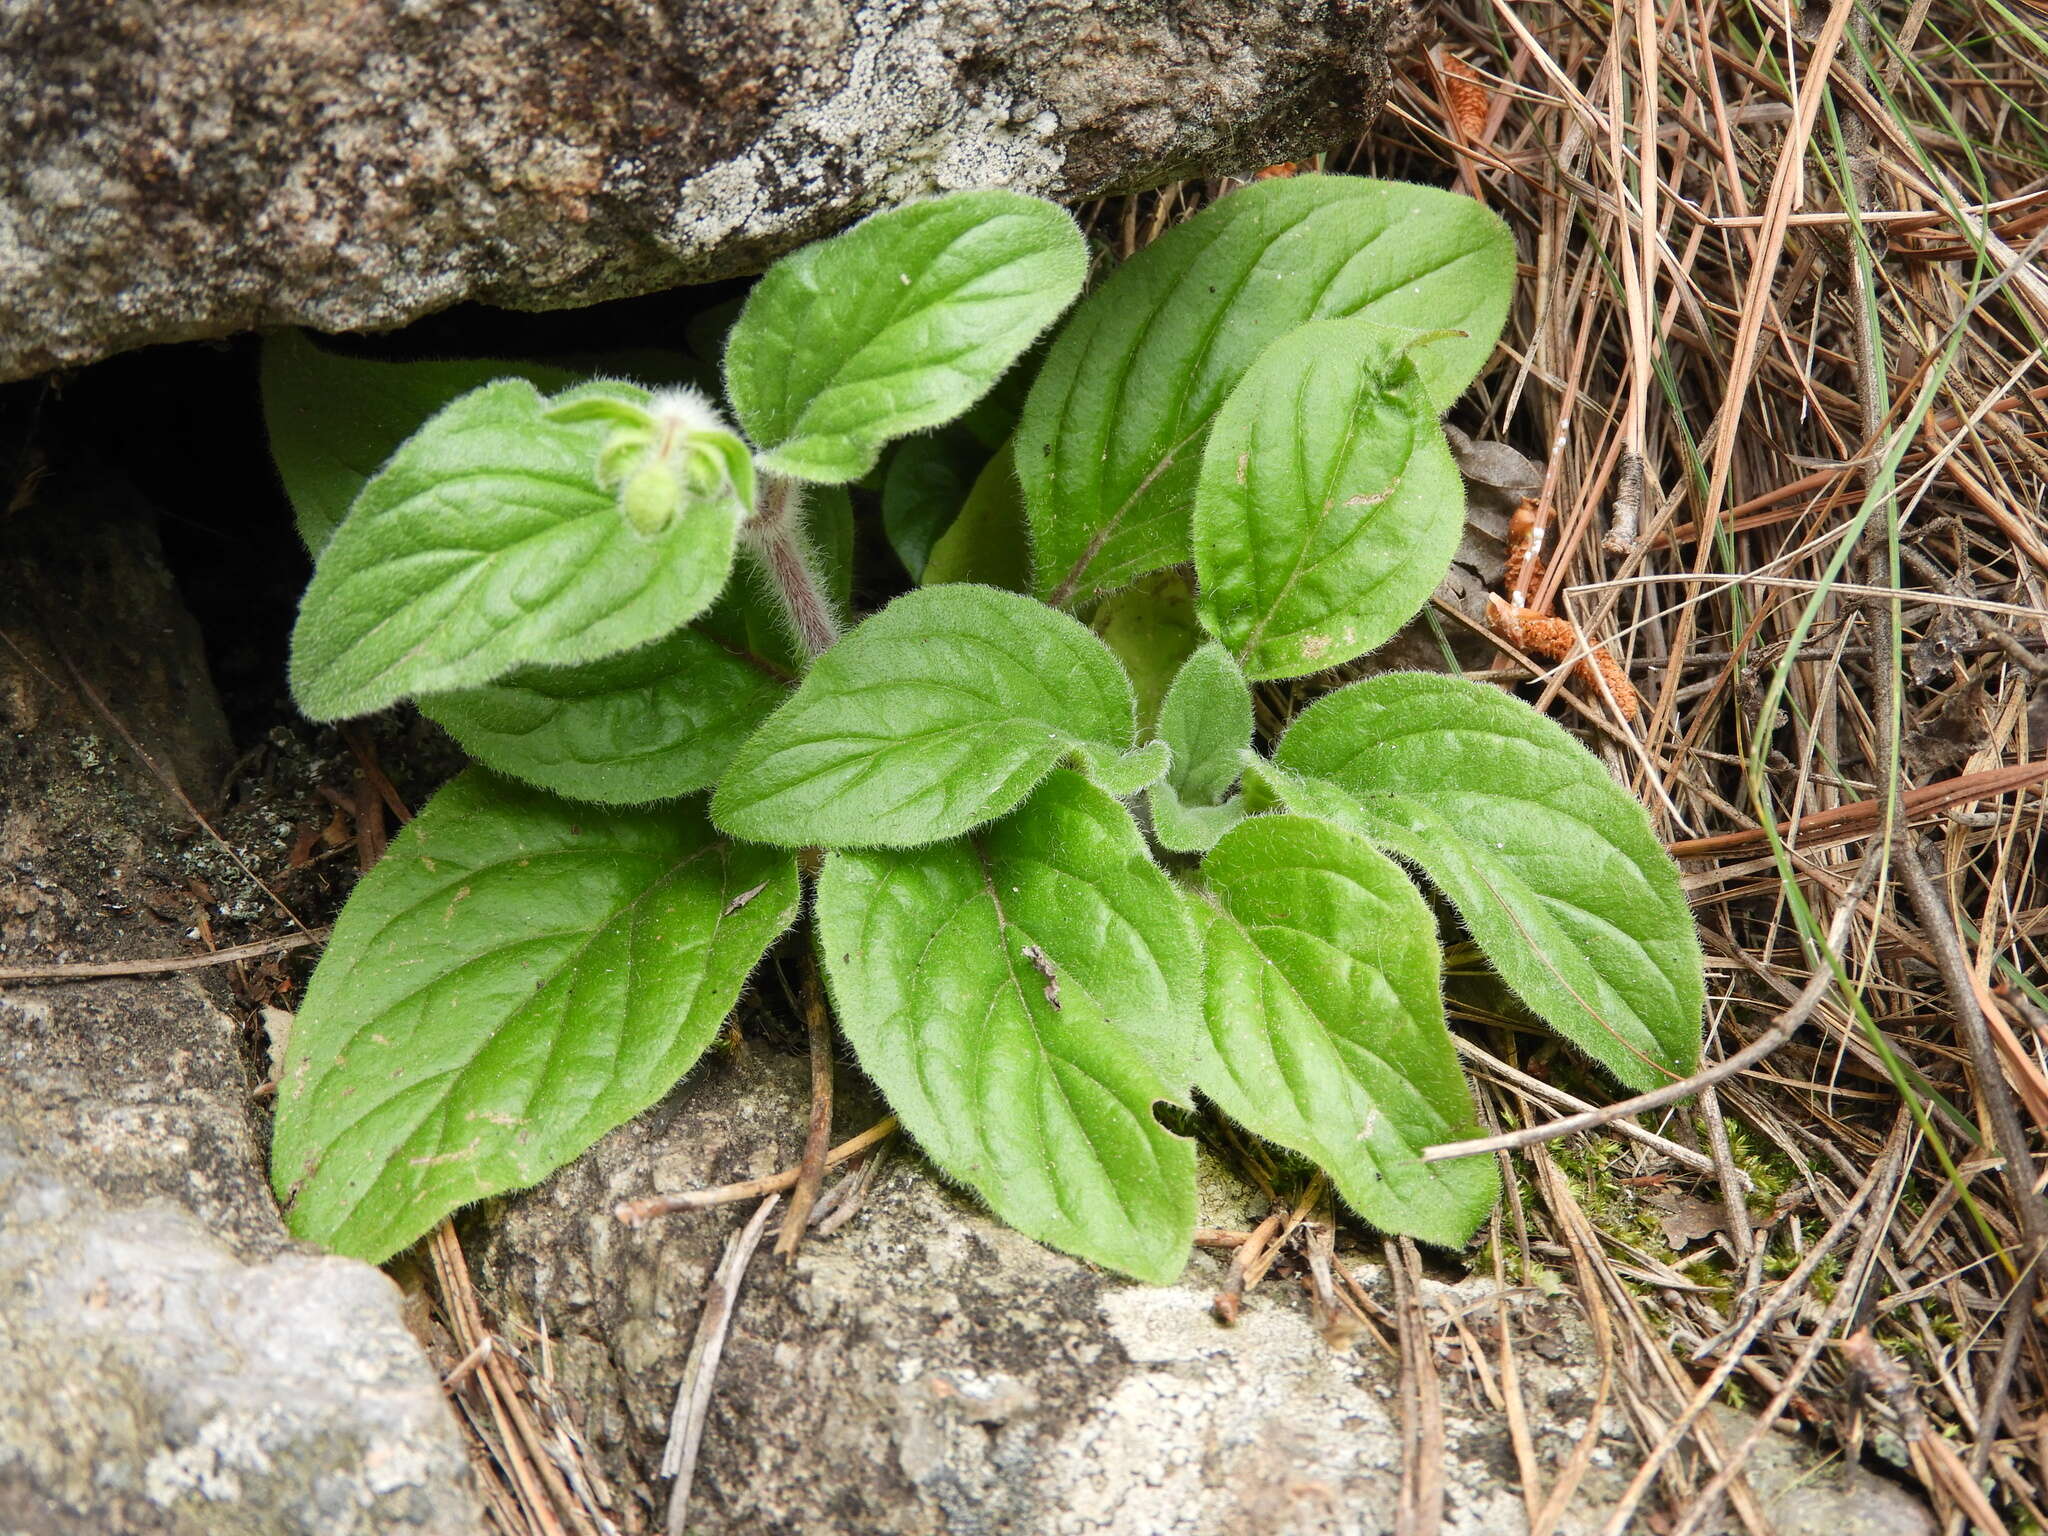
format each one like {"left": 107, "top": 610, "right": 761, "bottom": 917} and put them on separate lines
{"left": 613, "top": 1116, "right": 898, "bottom": 1225}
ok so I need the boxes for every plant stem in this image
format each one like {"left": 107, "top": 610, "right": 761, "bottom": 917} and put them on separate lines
{"left": 744, "top": 475, "right": 839, "bottom": 660}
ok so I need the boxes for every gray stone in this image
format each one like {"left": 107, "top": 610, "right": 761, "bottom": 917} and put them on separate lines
{"left": 0, "top": 1138, "right": 478, "bottom": 1536}
{"left": 0, "top": 479, "right": 482, "bottom": 1535}
{"left": 0, "top": 0, "right": 1397, "bottom": 381}
{"left": 480, "top": 1053, "right": 1936, "bottom": 1535}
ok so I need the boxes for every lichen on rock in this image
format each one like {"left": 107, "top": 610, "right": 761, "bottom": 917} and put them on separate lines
{"left": 0, "top": 0, "right": 1397, "bottom": 381}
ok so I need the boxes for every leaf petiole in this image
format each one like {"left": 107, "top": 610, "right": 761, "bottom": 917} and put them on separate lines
{"left": 741, "top": 475, "right": 841, "bottom": 661}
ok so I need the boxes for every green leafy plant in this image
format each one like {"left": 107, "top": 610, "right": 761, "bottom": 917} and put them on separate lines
{"left": 264, "top": 176, "right": 1703, "bottom": 1283}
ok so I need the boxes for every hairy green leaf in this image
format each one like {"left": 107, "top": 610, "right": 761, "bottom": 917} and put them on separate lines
{"left": 261, "top": 331, "right": 579, "bottom": 555}
{"left": 1189, "top": 814, "right": 1496, "bottom": 1245}
{"left": 712, "top": 585, "right": 1136, "bottom": 849}
{"left": 1274, "top": 673, "right": 1703, "bottom": 1088}
{"left": 724, "top": 190, "right": 1087, "bottom": 484}
{"left": 816, "top": 770, "right": 1201, "bottom": 1281}
{"left": 1194, "top": 321, "right": 1465, "bottom": 680}
{"left": 270, "top": 771, "right": 800, "bottom": 1262}
{"left": 289, "top": 380, "right": 741, "bottom": 721}
{"left": 1156, "top": 642, "right": 1253, "bottom": 807}
{"left": 422, "top": 484, "right": 859, "bottom": 802}
{"left": 920, "top": 440, "right": 1031, "bottom": 592}
{"left": 1151, "top": 793, "right": 1248, "bottom": 857}
{"left": 418, "top": 629, "right": 788, "bottom": 805}
{"left": 1146, "top": 642, "right": 1253, "bottom": 854}
{"left": 1079, "top": 739, "right": 1172, "bottom": 798}
{"left": 1019, "top": 175, "right": 1515, "bottom": 607}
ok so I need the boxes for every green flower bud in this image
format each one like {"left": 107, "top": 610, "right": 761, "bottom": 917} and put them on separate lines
{"left": 619, "top": 460, "right": 685, "bottom": 537}
{"left": 577, "top": 386, "right": 757, "bottom": 538}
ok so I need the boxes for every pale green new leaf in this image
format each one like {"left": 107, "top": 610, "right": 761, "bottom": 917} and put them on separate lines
{"left": 1079, "top": 739, "right": 1172, "bottom": 798}
{"left": 816, "top": 770, "right": 1201, "bottom": 1281}
{"left": 261, "top": 330, "right": 579, "bottom": 555}
{"left": 270, "top": 771, "right": 801, "bottom": 1262}
{"left": 1020, "top": 175, "right": 1515, "bottom": 606}
{"left": 920, "top": 440, "right": 1031, "bottom": 592}
{"left": 712, "top": 585, "right": 1136, "bottom": 849}
{"left": 1194, "top": 320, "right": 1465, "bottom": 680}
{"left": 724, "top": 190, "right": 1087, "bottom": 484}
{"left": 1089, "top": 569, "right": 1204, "bottom": 734}
{"left": 1146, "top": 641, "right": 1254, "bottom": 854}
{"left": 1274, "top": 673, "right": 1703, "bottom": 1089}
{"left": 289, "top": 380, "right": 741, "bottom": 721}
{"left": 1152, "top": 795, "right": 1247, "bottom": 856}
{"left": 1189, "top": 814, "right": 1496, "bottom": 1245}
{"left": 1156, "top": 642, "right": 1253, "bottom": 806}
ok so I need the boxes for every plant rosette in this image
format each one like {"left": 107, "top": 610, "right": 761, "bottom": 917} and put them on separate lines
{"left": 266, "top": 176, "right": 1702, "bottom": 1280}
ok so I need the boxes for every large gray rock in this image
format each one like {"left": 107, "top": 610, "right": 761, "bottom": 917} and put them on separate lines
{"left": 0, "top": 474, "right": 482, "bottom": 1535}
{"left": 0, "top": 1136, "right": 479, "bottom": 1536}
{"left": 0, "top": 0, "right": 1397, "bottom": 381}
{"left": 480, "top": 1053, "right": 1936, "bottom": 1535}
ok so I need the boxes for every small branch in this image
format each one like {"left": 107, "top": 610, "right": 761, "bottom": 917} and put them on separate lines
{"left": 1212, "top": 1206, "right": 1286, "bottom": 1324}
{"left": 775, "top": 958, "right": 836, "bottom": 1259}
{"left": 1388, "top": 1233, "right": 1446, "bottom": 1536}
{"left": 1602, "top": 445, "right": 1645, "bottom": 557}
{"left": 743, "top": 476, "right": 839, "bottom": 660}
{"left": 1895, "top": 836, "right": 2048, "bottom": 1259}
{"left": 1662, "top": 756, "right": 2048, "bottom": 860}
{"left": 1450, "top": 1035, "right": 1735, "bottom": 1183}
{"left": 1696, "top": 1084, "right": 1755, "bottom": 1262}
{"left": 613, "top": 1116, "right": 898, "bottom": 1224}
{"left": 0, "top": 930, "right": 329, "bottom": 982}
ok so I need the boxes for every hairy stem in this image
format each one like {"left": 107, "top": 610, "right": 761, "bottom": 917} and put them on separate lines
{"left": 743, "top": 475, "right": 839, "bottom": 660}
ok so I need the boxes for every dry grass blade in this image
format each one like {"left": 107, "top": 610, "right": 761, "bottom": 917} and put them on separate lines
{"left": 663, "top": 1194, "right": 781, "bottom": 1536}
{"left": 1351, "top": 0, "right": 2048, "bottom": 1524}
{"left": 1386, "top": 1234, "right": 1446, "bottom": 1536}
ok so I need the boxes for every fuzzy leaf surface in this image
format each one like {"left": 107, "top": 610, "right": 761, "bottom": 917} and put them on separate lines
{"left": 724, "top": 191, "right": 1086, "bottom": 484}
{"left": 1146, "top": 642, "right": 1254, "bottom": 853}
{"left": 1019, "top": 175, "right": 1515, "bottom": 606}
{"left": 1190, "top": 814, "right": 1496, "bottom": 1244}
{"left": 1194, "top": 321, "right": 1465, "bottom": 679}
{"left": 816, "top": 770, "right": 1201, "bottom": 1281}
{"left": 712, "top": 585, "right": 1135, "bottom": 849}
{"left": 419, "top": 630, "right": 786, "bottom": 805}
{"left": 1274, "top": 673, "right": 1703, "bottom": 1088}
{"left": 420, "top": 483, "right": 855, "bottom": 804}
{"left": 270, "top": 771, "right": 800, "bottom": 1262}
{"left": 261, "top": 331, "right": 579, "bottom": 555}
{"left": 1078, "top": 740, "right": 1172, "bottom": 798}
{"left": 289, "top": 380, "right": 740, "bottom": 720}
